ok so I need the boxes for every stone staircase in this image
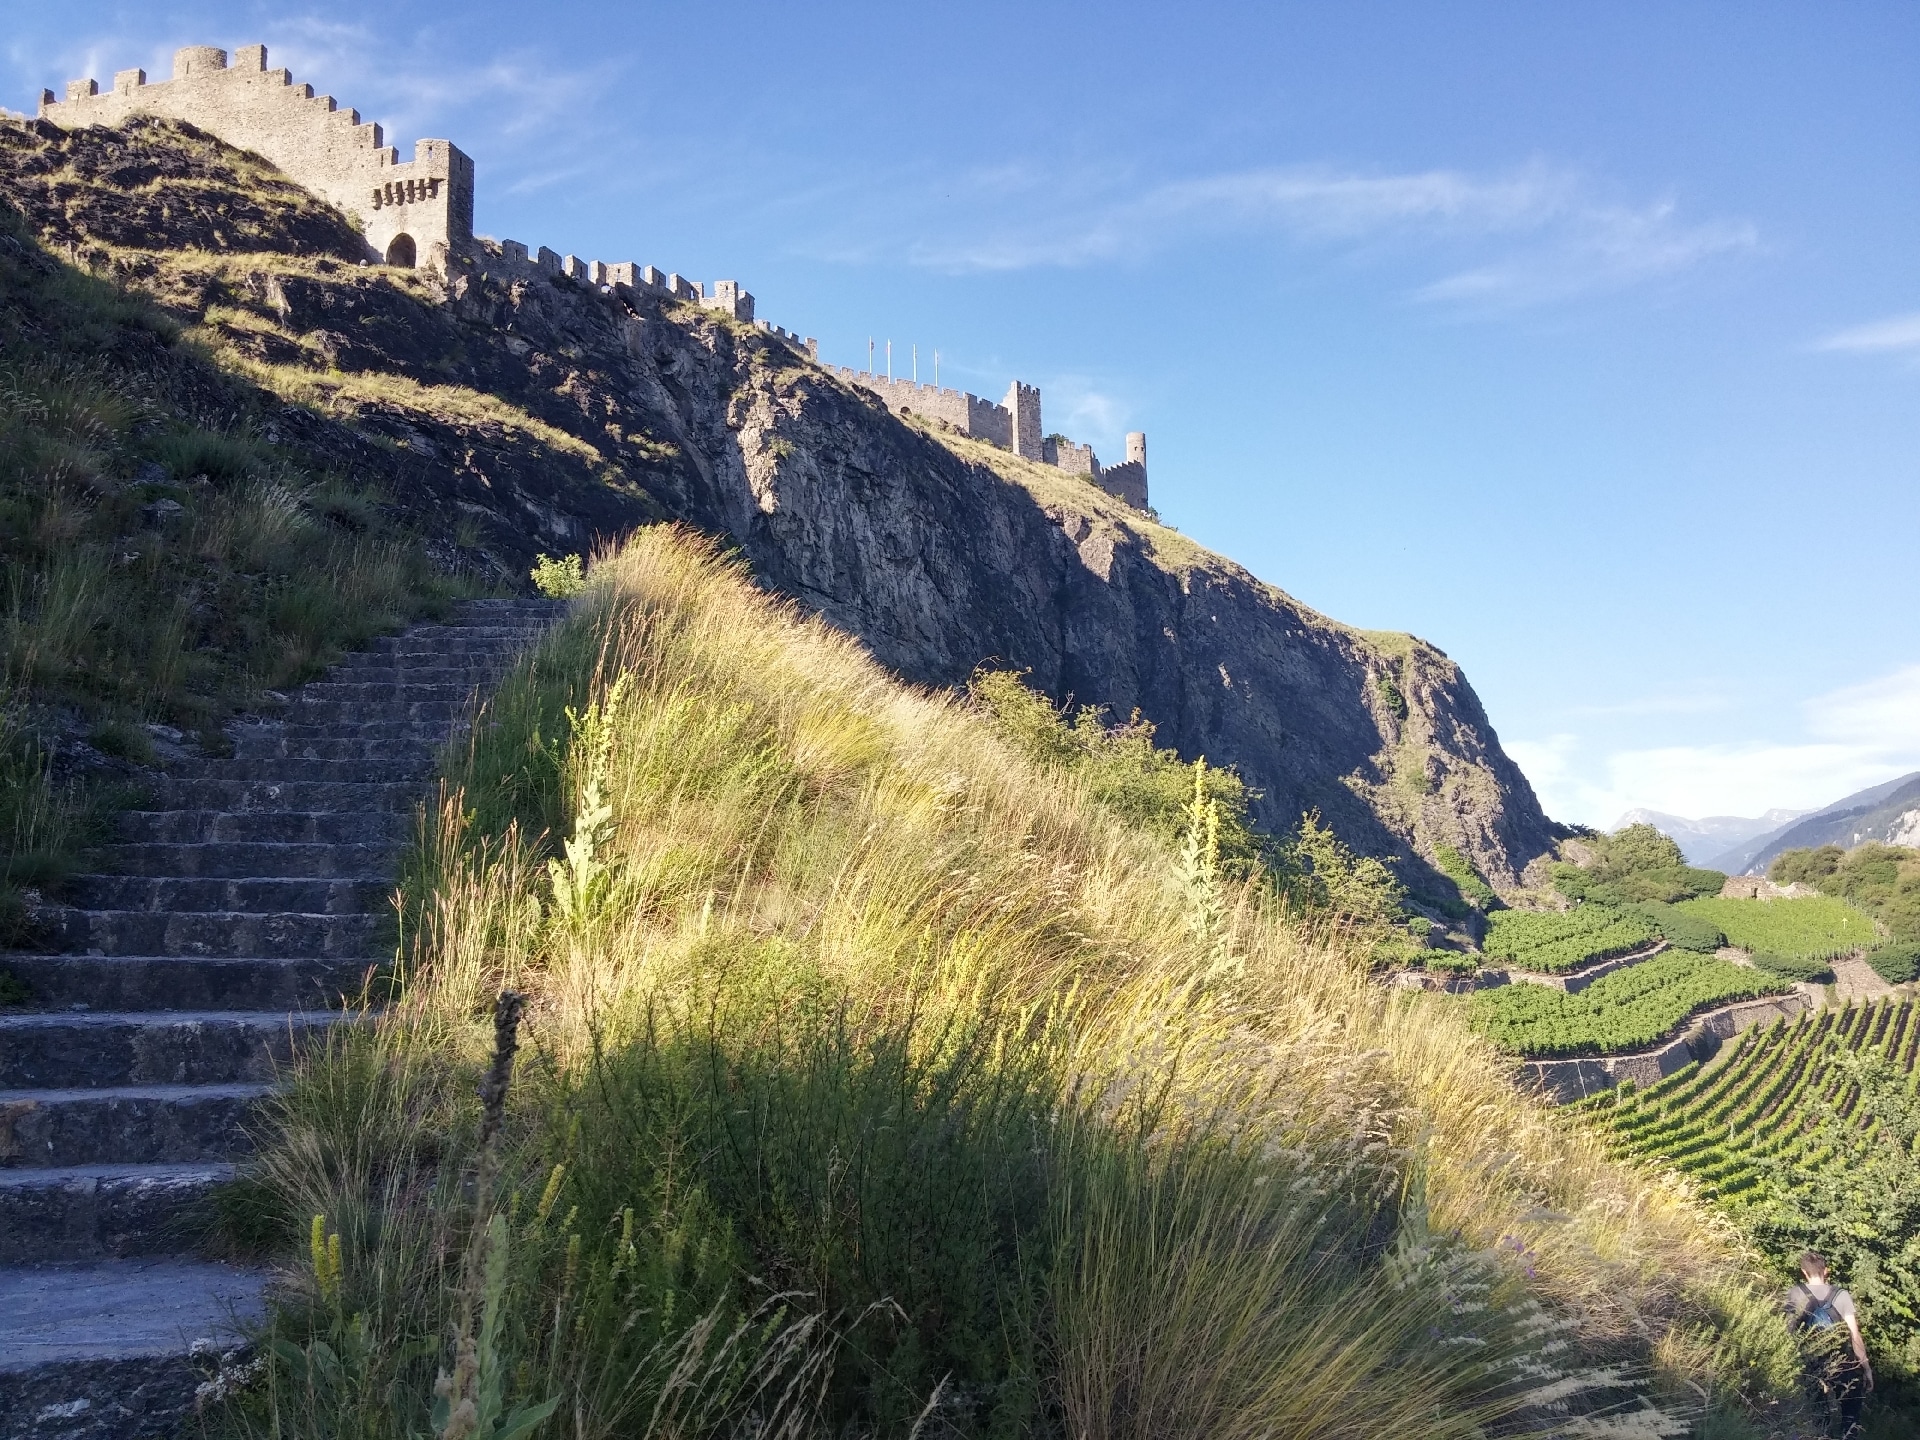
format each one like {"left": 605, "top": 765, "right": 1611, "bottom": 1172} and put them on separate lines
{"left": 0, "top": 598, "right": 565, "bottom": 1437}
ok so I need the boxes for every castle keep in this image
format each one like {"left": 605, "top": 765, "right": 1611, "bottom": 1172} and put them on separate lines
{"left": 37, "top": 43, "right": 1149, "bottom": 510}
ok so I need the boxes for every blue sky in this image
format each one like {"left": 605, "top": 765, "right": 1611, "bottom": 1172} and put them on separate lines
{"left": 10, "top": 2, "right": 1918, "bottom": 828}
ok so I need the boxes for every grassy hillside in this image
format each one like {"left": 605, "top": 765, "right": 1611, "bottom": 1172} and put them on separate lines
{"left": 227, "top": 529, "right": 1801, "bottom": 1437}
{"left": 0, "top": 148, "right": 474, "bottom": 946}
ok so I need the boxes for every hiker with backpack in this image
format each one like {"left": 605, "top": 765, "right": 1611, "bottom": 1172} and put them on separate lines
{"left": 1786, "top": 1251, "right": 1873, "bottom": 1437}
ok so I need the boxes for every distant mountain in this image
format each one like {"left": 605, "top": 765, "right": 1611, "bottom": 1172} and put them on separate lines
{"left": 1612, "top": 807, "right": 1810, "bottom": 865}
{"left": 1707, "top": 771, "right": 1920, "bottom": 875}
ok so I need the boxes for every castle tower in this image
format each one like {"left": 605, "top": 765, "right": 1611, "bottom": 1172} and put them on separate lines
{"left": 1003, "top": 381, "right": 1043, "bottom": 460}
{"left": 1126, "top": 432, "right": 1146, "bottom": 469}
{"left": 38, "top": 44, "right": 473, "bottom": 270}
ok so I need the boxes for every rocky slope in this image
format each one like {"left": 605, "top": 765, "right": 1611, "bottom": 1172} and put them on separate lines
{"left": 0, "top": 114, "right": 1561, "bottom": 897}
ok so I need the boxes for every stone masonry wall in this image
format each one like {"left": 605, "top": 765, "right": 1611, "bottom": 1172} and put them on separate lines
{"left": 38, "top": 44, "right": 471, "bottom": 269}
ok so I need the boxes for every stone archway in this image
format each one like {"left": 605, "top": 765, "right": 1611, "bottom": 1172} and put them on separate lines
{"left": 385, "top": 233, "right": 416, "bottom": 267}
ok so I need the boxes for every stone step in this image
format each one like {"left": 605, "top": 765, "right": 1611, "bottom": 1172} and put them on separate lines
{"left": 151, "top": 778, "right": 421, "bottom": 812}
{"left": 253, "top": 720, "right": 467, "bottom": 744}
{"left": 43, "top": 907, "right": 386, "bottom": 959}
{"left": 115, "top": 809, "right": 411, "bottom": 846}
{"left": 0, "top": 955, "right": 378, "bottom": 1012}
{"left": 0, "top": 1164, "right": 235, "bottom": 1262}
{"left": 63, "top": 875, "right": 391, "bottom": 916}
{"left": 88, "top": 840, "right": 397, "bottom": 879}
{"left": 228, "top": 730, "right": 434, "bottom": 761}
{"left": 294, "top": 680, "right": 487, "bottom": 704}
{"left": 0, "top": 1084, "right": 267, "bottom": 1168}
{"left": 281, "top": 700, "right": 466, "bottom": 727}
{"left": 0, "top": 1258, "right": 267, "bottom": 1433}
{"left": 159, "top": 755, "right": 432, "bottom": 784}
{"left": 328, "top": 651, "right": 513, "bottom": 672}
{"left": 0, "top": 1010, "right": 343, "bottom": 1089}
{"left": 367, "top": 631, "right": 551, "bottom": 655}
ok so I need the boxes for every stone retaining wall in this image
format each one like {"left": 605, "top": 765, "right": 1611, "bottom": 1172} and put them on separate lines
{"left": 1522, "top": 991, "right": 1812, "bottom": 1103}
{"left": 1505, "top": 941, "right": 1668, "bottom": 995}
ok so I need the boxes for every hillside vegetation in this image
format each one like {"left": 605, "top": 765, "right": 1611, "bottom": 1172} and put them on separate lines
{"left": 233, "top": 530, "right": 1798, "bottom": 1437}
{"left": 1771, "top": 843, "right": 1920, "bottom": 981}
{"left": 0, "top": 146, "right": 472, "bottom": 945}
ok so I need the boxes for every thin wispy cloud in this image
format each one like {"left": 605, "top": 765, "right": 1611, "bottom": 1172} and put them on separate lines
{"left": 875, "top": 159, "right": 1756, "bottom": 309}
{"left": 1816, "top": 311, "right": 1920, "bottom": 354}
{"left": 1514, "top": 663, "right": 1920, "bottom": 826}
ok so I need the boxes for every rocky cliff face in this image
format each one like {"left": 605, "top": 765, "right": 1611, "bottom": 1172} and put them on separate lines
{"left": 0, "top": 115, "right": 1561, "bottom": 895}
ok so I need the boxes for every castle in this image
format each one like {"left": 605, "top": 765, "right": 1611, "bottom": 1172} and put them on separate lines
{"left": 37, "top": 44, "right": 1149, "bottom": 510}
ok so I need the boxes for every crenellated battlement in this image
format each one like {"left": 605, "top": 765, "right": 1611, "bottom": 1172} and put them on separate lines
{"left": 28, "top": 42, "right": 1146, "bottom": 509}
{"left": 37, "top": 43, "right": 471, "bottom": 270}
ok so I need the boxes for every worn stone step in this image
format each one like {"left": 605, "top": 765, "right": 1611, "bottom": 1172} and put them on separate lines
{"left": 367, "top": 630, "right": 549, "bottom": 655}
{"left": 259, "top": 720, "right": 467, "bottom": 744}
{"left": 87, "top": 840, "right": 397, "bottom": 879}
{"left": 228, "top": 730, "right": 434, "bottom": 761}
{"left": 115, "top": 809, "right": 410, "bottom": 846}
{"left": 0, "top": 1164, "right": 234, "bottom": 1262}
{"left": 283, "top": 699, "right": 464, "bottom": 726}
{"left": 0, "top": 1258, "right": 267, "bottom": 1434}
{"left": 294, "top": 680, "right": 486, "bottom": 704}
{"left": 0, "top": 955, "right": 378, "bottom": 1012}
{"left": 330, "top": 649, "right": 514, "bottom": 670}
{"left": 159, "top": 755, "right": 432, "bottom": 785}
{"left": 45, "top": 907, "right": 386, "bottom": 959}
{"left": 152, "top": 778, "right": 421, "bottom": 811}
{"left": 63, "top": 875, "right": 390, "bottom": 916}
{"left": 0, "top": 1010, "right": 344, "bottom": 1089}
{"left": 0, "top": 1084, "right": 267, "bottom": 1168}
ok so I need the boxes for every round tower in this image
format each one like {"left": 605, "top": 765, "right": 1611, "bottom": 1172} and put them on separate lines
{"left": 1125, "top": 432, "right": 1146, "bottom": 467}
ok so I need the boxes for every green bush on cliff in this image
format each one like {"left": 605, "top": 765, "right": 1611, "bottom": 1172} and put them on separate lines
{"left": 1553, "top": 823, "right": 1725, "bottom": 905}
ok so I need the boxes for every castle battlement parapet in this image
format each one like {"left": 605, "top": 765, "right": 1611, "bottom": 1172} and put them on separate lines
{"left": 38, "top": 44, "right": 471, "bottom": 270}
{"left": 824, "top": 367, "right": 1148, "bottom": 509}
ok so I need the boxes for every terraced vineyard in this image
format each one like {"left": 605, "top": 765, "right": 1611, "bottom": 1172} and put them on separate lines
{"left": 1466, "top": 949, "right": 1789, "bottom": 1057}
{"left": 1482, "top": 904, "right": 1659, "bottom": 974}
{"left": 1674, "top": 894, "right": 1880, "bottom": 961}
{"left": 1576, "top": 999, "right": 1920, "bottom": 1378}
{"left": 1576, "top": 1000, "right": 1916, "bottom": 1197}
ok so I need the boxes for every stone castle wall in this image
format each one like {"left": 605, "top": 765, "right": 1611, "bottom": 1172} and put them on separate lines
{"left": 828, "top": 368, "right": 1150, "bottom": 510}
{"left": 32, "top": 42, "right": 1148, "bottom": 511}
{"left": 38, "top": 44, "right": 471, "bottom": 269}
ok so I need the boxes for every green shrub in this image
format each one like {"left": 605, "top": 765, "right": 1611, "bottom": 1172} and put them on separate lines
{"left": 1769, "top": 845, "right": 1843, "bottom": 887}
{"left": 971, "top": 668, "right": 1266, "bottom": 875}
{"left": 86, "top": 719, "right": 155, "bottom": 766}
{"left": 1482, "top": 904, "right": 1658, "bottom": 975}
{"left": 1375, "top": 672, "right": 1408, "bottom": 721}
{"left": 146, "top": 426, "right": 274, "bottom": 486}
{"left": 1749, "top": 952, "right": 1834, "bottom": 983}
{"left": 1627, "top": 899, "right": 1726, "bottom": 954}
{"left": 1867, "top": 942, "right": 1920, "bottom": 985}
{"left": 530, "top": 552, "right": 586, "bottom": 599}
{"left": 1552, "top": 825, "right": 1725, "bottom": 905}
{"left": 1432, "top": 843, "right": 1495, "bottom": 909}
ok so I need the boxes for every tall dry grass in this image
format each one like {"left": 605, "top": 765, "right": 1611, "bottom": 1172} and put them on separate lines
{"left": 235, "top": 526, "right": 1801, "bottom": 1439}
